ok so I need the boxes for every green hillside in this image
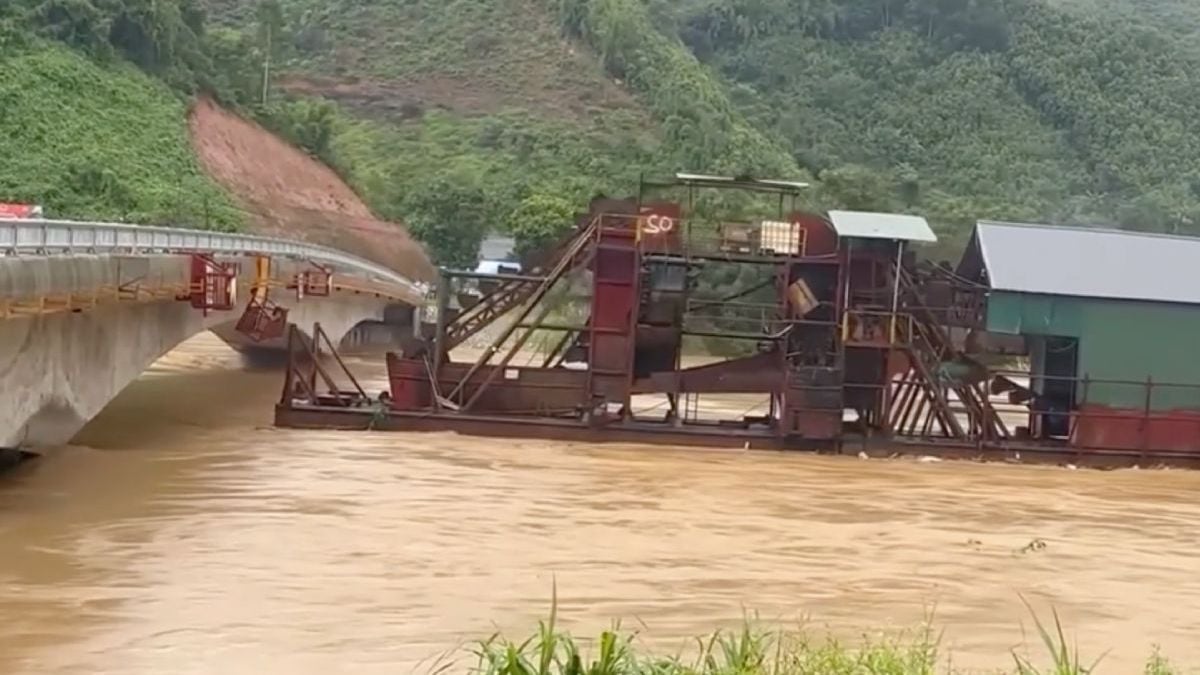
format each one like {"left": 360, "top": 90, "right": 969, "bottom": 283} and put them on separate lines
{"left": 198, "top": 0, "right": 806, "bottom": 262}
{"left": 1053, "top": 0, "right": 1200, "bottom": 36}
{"left": 8, "top": 0, "right": 1200, "bottom": 260}
{"left": 636, "top": 0, "right": 1200, "bottom": 252}
{"left": 0, "top": 35, "right": 240, "bottom": 229}
{"left": 203, "top": 0, "right": 1200, "bottom": 259}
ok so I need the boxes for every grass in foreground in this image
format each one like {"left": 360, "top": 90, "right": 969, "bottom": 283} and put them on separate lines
{"left": 465, "top": 594, "right": 1184, "bottom": 675}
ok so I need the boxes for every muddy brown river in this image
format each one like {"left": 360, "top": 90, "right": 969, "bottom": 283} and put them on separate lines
{"left": 2, "top": 333, "right": 1200, "bottom": 673}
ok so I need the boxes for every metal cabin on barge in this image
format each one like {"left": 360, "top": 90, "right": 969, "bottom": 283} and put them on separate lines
{"left": 275, "top": 174, "right": 1200, "bottom": 468}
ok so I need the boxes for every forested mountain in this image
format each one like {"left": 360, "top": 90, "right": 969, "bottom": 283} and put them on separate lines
{"left": 635, "top": 0, "right": 1200, "bottom": 249}
{"left": 5, "top": 0, "right": 1200, "bottom": 263}
{"left": 1054, "top": 0, "right": 1200, "bottom": 36}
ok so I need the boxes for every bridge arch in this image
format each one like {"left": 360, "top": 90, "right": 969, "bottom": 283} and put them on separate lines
{"left": 0, "top": 290, "right": 397, "bottom": 448}
{"left": 0, "top": 220, "right": 426, "bottom": 449}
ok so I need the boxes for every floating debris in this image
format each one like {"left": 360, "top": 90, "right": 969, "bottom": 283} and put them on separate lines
{"left": 1018, "top": 538, "right": 1048, "bottom": 555}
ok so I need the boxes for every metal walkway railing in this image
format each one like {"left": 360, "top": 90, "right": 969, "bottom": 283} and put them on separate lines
{"left": 0, "top": 218, "right": 427, "bottom": 297}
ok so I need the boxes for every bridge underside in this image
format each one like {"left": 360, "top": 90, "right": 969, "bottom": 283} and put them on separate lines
{"left": 0, "top": 255, "right": 413, "bottom": 448}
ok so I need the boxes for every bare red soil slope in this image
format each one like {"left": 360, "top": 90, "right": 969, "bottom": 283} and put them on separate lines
{"left": 188, "top": 96, "right": 434, "bottom": 282}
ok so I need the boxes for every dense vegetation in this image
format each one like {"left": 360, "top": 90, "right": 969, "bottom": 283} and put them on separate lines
{"left": 0, "top": 16, "right": 240, "bottom": 229}
{"left": 469, "top": 602, "right": 1184, "bottom": 675}
{"left": 227, "top": 0, "right": 1200, "bottom": 261}
{"left": 10, "top": 0, "right": 1200, "bottom": 261}
{"left": 327, "top": 108, "right": 661, "bottom": 269}
{"left": 630, "top": 0, "right": 1200, "bottom": 251}
{"left": 204, "top": 0, "right": 678, "bottom": 265}
{"left": 0, "top": 0, "right": 366, "bottom": 230}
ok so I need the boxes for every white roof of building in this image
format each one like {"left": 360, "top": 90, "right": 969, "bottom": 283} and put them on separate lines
{"left": 828, "top": 210, "right": 937, "bottom": 243}
{"left": 971, "top": 221, "right": 1200, "bottom": 304}
{"left": 474, "top": 259, "right": 521, "bottom": 275}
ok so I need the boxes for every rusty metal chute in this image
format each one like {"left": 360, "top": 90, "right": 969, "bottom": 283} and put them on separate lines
{"left": 236, "top": 297, "right": 289, "bottom": 342}
{"left": 442, "top": 216, "right": 600, "bottom": 409}
{"left": 235, "top": 255, "right": 289, "bottom": 342}
{"left": 436, "top": 223, "right": 600, "bottom": 353}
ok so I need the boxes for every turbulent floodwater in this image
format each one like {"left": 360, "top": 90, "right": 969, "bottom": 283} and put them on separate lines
{"left": 2, "top": 333, "right": 1200, "bottom": 674}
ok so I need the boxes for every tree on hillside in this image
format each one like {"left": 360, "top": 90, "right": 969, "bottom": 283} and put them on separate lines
{"left": 28, "top": 0, "right": 114, "bottom": 57}
{"left": 205, "top": 26, "right": 259, "bottom": 104}
{"left": 505, "top": 194, "right": 576, "bottom": 261}
{"left": 261, "top": 98, "right": 337, "bottom": 164}
{"left": 401, "top": 175, "right": 492, "bottom": 270}
{"left": 816, "top": 165, "right": 901, "bottom": 212}
{"left": 27, "top": 0, "right": 215, "bottom": 90}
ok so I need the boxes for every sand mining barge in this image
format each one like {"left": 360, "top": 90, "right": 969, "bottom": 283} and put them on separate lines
{"left": 274, "top": 173, "right": 1200, "bottom": 468}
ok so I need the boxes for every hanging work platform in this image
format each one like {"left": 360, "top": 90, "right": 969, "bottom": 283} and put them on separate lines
{"left": 178, "top": 254, "right": 238, "bottom": 314}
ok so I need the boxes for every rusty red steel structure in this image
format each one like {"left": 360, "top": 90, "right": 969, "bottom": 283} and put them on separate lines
{"left": 273, "top": 174, "right": 1200, "bottom": 468}
{"left": 229, "top": 262, "right": 330, "bottom": 345}
{"left": 175, "top": 254, "right": 316, "bottom": 343}
{"left": 291, "top": 262, "right": 334, "bottom": 299}
{"left": 179, "top": 254, "right": 239, "bottom": 314}
{"left": 235, "top": 296, "right": 289, "bottom": 342}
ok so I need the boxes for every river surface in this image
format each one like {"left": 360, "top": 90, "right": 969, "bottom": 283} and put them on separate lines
{"left": 2, "top": 333, "right": 1200, "bottom": 674}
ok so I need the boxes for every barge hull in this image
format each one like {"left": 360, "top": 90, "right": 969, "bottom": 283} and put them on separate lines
{"left": 275, "top": 404, "right": 1200, "bottom": 469}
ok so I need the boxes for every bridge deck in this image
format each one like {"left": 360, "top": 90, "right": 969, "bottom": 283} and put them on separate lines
{"left": 0, "top": 218, "right": 428, "bottom": 314}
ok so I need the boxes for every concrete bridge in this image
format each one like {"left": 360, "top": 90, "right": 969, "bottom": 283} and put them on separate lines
{"left": 0, "top": 219, "right": 427, "bottom": 448}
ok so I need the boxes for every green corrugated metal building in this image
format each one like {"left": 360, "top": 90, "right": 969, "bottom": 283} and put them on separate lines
{"left": 958, "top": 222, "right": 1200, "bottom": 413}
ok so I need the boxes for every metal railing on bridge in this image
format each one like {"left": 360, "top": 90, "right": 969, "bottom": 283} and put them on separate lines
{"left": 0, "top": 218, "right": 427, "bottom": 298}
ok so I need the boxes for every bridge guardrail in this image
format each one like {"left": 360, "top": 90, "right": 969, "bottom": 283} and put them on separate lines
{"left": 0, "top": 218, "right": 428, "bottom": 299}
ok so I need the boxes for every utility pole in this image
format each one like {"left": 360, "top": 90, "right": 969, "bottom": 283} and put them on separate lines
{"left": 261, "top": 23, "right": 272, "bottom": 106}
